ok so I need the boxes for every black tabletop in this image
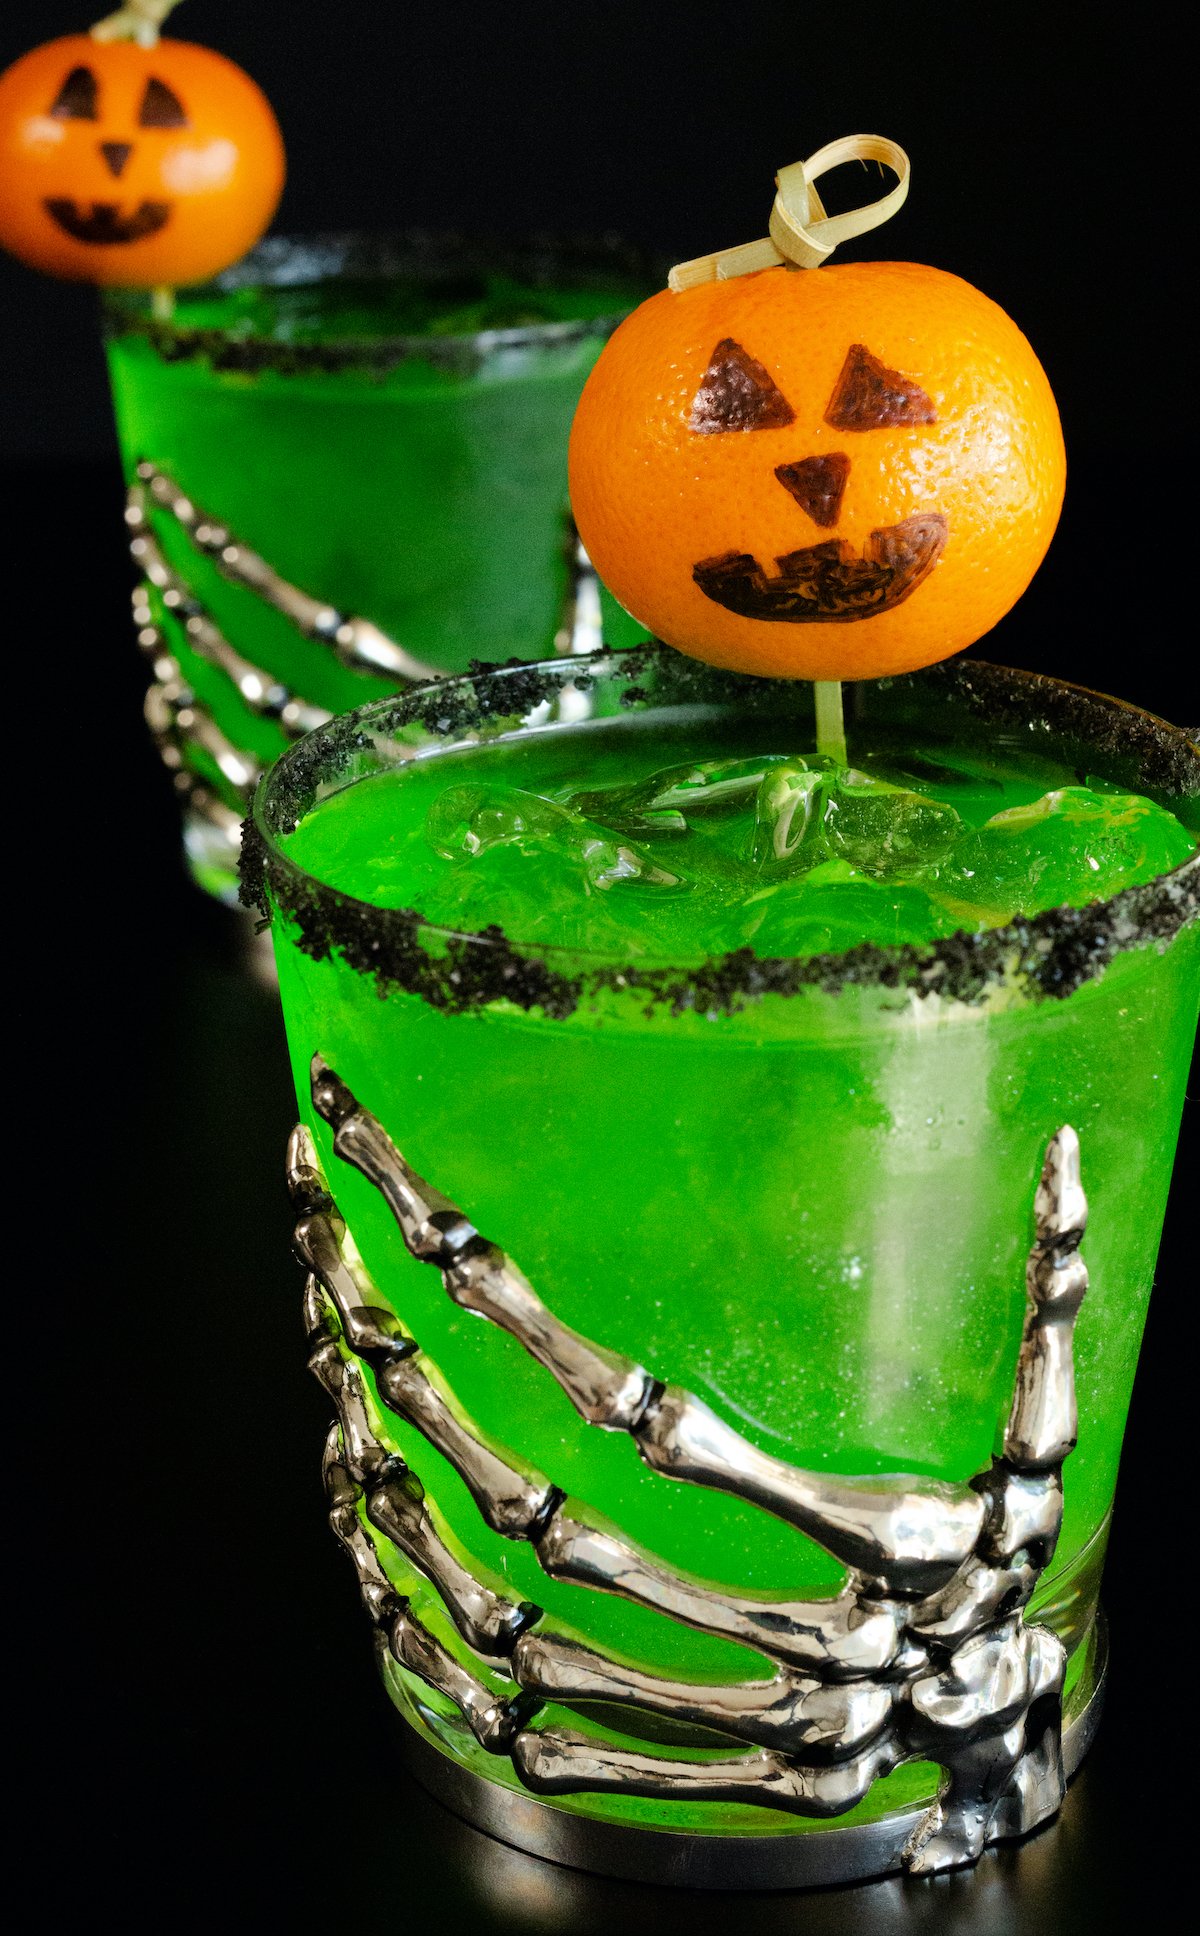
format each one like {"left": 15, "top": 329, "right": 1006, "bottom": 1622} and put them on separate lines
{"left": 15, "top": 460, "right": 1194, "bottom": 1931}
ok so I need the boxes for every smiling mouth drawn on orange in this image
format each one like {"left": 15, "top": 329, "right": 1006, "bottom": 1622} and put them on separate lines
{"left": 693, "top": 513, "right": 949, "bottom": 624}
{"left": 43, "top": 198, "right": 172, "bottom": 244}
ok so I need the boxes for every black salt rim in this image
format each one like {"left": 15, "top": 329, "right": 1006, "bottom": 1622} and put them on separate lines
{"left": 101, "top": 231, "right": 657, "bottom": 379}
{"left": 240, "top": 646, "right": 1200, "bottom": 1021}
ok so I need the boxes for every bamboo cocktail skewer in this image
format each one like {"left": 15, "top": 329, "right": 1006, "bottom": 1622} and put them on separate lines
{"left": 669, "top": 136, "right": 912, "bottom": 766}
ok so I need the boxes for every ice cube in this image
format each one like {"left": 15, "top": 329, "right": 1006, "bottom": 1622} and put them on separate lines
{"left": 569, "top": 756, "right": 805, "bottom": 837}
{"left": 748, "top": 765, "right": 961, "bottom": 880}
{"left": 565, "top": 781, "right": 688, "bottom": 836}
{"left": 937, "top": 786, "right": 1193, "bottom": 915}
{"left": 822, "top": 771, "right": 963, "bottom": 879}
{"left": 750, "top": 764, "right": 834, "bottom": 869}
{"left": 425, "top": 783, "right": 681, "bottom": 895}
{"left": 648, "top": 756, "right": 808, "bottom": 815}
{"left": 425, "top": 784, "right": 576, "bottom": 859}
{"left": 580, "top": 837, "right": 680, "bottom": 891}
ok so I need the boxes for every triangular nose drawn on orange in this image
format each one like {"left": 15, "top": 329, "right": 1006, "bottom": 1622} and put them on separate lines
{"left": 774, "top": 453, "right": 851, "bottom": 528}
{"left": 688, "top": 339, "right": 795, "bottom": 435}
{"left": 100, "top": 141, "right": 133, "bottom": 179}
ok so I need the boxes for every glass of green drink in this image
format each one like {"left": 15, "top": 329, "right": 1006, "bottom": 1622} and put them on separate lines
{"left": 104, "top": 235, "right": 652, "bottom": 901}
{"left": 243, "top": 645, "right": 1198, "bottom": 1887}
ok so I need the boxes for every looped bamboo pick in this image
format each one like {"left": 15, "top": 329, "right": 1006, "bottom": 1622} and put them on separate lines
{"left": 669, "top": 134, "right": 910, "bottom": 291}
{"left": 91, "top": 0, "right": 181, "bottom": 47}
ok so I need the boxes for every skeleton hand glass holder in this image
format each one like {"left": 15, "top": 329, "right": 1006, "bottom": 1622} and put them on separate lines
{"left": 251, "top": 649, "right": 1199, "bottom": 1888}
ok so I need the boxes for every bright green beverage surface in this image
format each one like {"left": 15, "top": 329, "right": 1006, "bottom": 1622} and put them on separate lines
{"left": 284, "top": 718, "right": 1195, "bottom": 955}
{"left": 265, "top": 661, "right": 1199, "bottom": 1829}
{"left": 105, "top": 251, "right": 648, "bottom": 799}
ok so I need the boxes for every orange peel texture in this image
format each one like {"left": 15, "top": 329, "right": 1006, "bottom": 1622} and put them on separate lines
{"left": 569, "top": 262, "right": 1065, "bottom": 681}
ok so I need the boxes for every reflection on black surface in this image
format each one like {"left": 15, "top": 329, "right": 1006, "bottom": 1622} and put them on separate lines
{"left": 391, "top": 1755, "right": 1098, "bottom": 1936}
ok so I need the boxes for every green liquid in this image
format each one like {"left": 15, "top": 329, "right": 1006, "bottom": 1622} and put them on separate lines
{"left": 285, "top": 719, "right": 1195, "bottom": 958}
{"left": 105, "top": 263, "right": 649, "bottom": 793}
{"left": 268, "top": 672, "right": 1199, "bottom": 1831}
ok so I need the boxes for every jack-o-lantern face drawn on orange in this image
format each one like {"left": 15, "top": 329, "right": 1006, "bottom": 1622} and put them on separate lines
{"left": 41, "top": 64, "right": 188, "bottom": 247}
{"left": 569, "top": 263, "right": 1066, "bottom": 682}
{"left": 0, "top": 35, "right": 284, "bottom": 286}
{"left": 689, "top": 337, "right": 949, "bottom": 625}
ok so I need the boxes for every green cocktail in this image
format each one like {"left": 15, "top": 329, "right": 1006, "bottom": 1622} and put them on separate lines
{"left": 105, "top": 235, "right": 651, "bottom": 899}
{"left": 245, "top": 646, "right": 1198, "bottom": 1884}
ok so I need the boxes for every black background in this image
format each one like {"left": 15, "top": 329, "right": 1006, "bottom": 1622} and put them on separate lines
{"left": 3, "top": 3, "right": 1195, "bottom": 1929}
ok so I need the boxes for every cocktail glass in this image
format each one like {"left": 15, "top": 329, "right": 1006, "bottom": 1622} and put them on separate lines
{"left": 104, "top": 234, "right": 651, "bottom": 901}
{"left": 244, "top": 646, "right": 1198, "bottom": 1886}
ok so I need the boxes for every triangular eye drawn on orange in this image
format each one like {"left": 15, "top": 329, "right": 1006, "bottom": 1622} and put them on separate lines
{"left": 49, "top": 67, "right": 99, "bottom": 121}
{"left": 825, "top": 345, "right": 936, "bottom": 430}
{"left": 139, "top": 77, "right": 189, "bottom": 129}
{"left": 689, "top": 339, "right": 795, "bottom": 434}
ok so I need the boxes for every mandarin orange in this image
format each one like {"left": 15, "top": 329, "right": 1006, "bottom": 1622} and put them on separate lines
{"left": 0, "top": 34, "right": 284, "bottom": 286}
{"left": 569, "top": 261, "right": 1065, "bottom": 681}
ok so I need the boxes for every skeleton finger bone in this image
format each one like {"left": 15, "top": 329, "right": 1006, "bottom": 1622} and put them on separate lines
{"left": 144, "top": 671, "right": 262, "bottom": 799}
{"left": 322, "top": 1427, "right": 403, "bottom": 1628}
{"left": 513, "top": 1727, "right": 899, "bottom": 1820}
{"left": 286, "top": 1124, "right": 331, "bottom": 1215}
{"left": 305, "top": 1262, "right": 544, "bottom": 1658}
{"left": 365, "top": 1468, "right": 539, "bottom": 1658}
{"left": 511, "top": 1628, "right": 897, "bottom": 1759}
{"left": 1004, "top": 1127, "right": 1089, "bottom": 1469}
{"left": 309, "top": 1057, "right": 987, "bottom": 1589}
{"left": 388, "top": 1607, "right": 533, "bottom": 1753}
{"left": 129, "top": 496, "right": 330, "bottom": 736}
{"left": 134, "top": 461, "right": 441, "bottom": 684}
{"left": 534, "top": 1513, "right": 906, "bottom": 1678}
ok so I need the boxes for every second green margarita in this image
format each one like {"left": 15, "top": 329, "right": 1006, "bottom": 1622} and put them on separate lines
{"left": 106, "top": 235, "right": 652, "bottom": 897}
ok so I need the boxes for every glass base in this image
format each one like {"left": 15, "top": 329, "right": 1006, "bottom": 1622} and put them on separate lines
{"left": 387, "top": 1614, "right": 1107, "bottom": 1891}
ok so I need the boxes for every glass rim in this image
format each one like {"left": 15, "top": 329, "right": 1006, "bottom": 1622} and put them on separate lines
{"left": 101, "top": 229, "right": 659, "bottom": 375}
{"left": 241, "top": 645, "right": 1200, "bottom": 1020}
